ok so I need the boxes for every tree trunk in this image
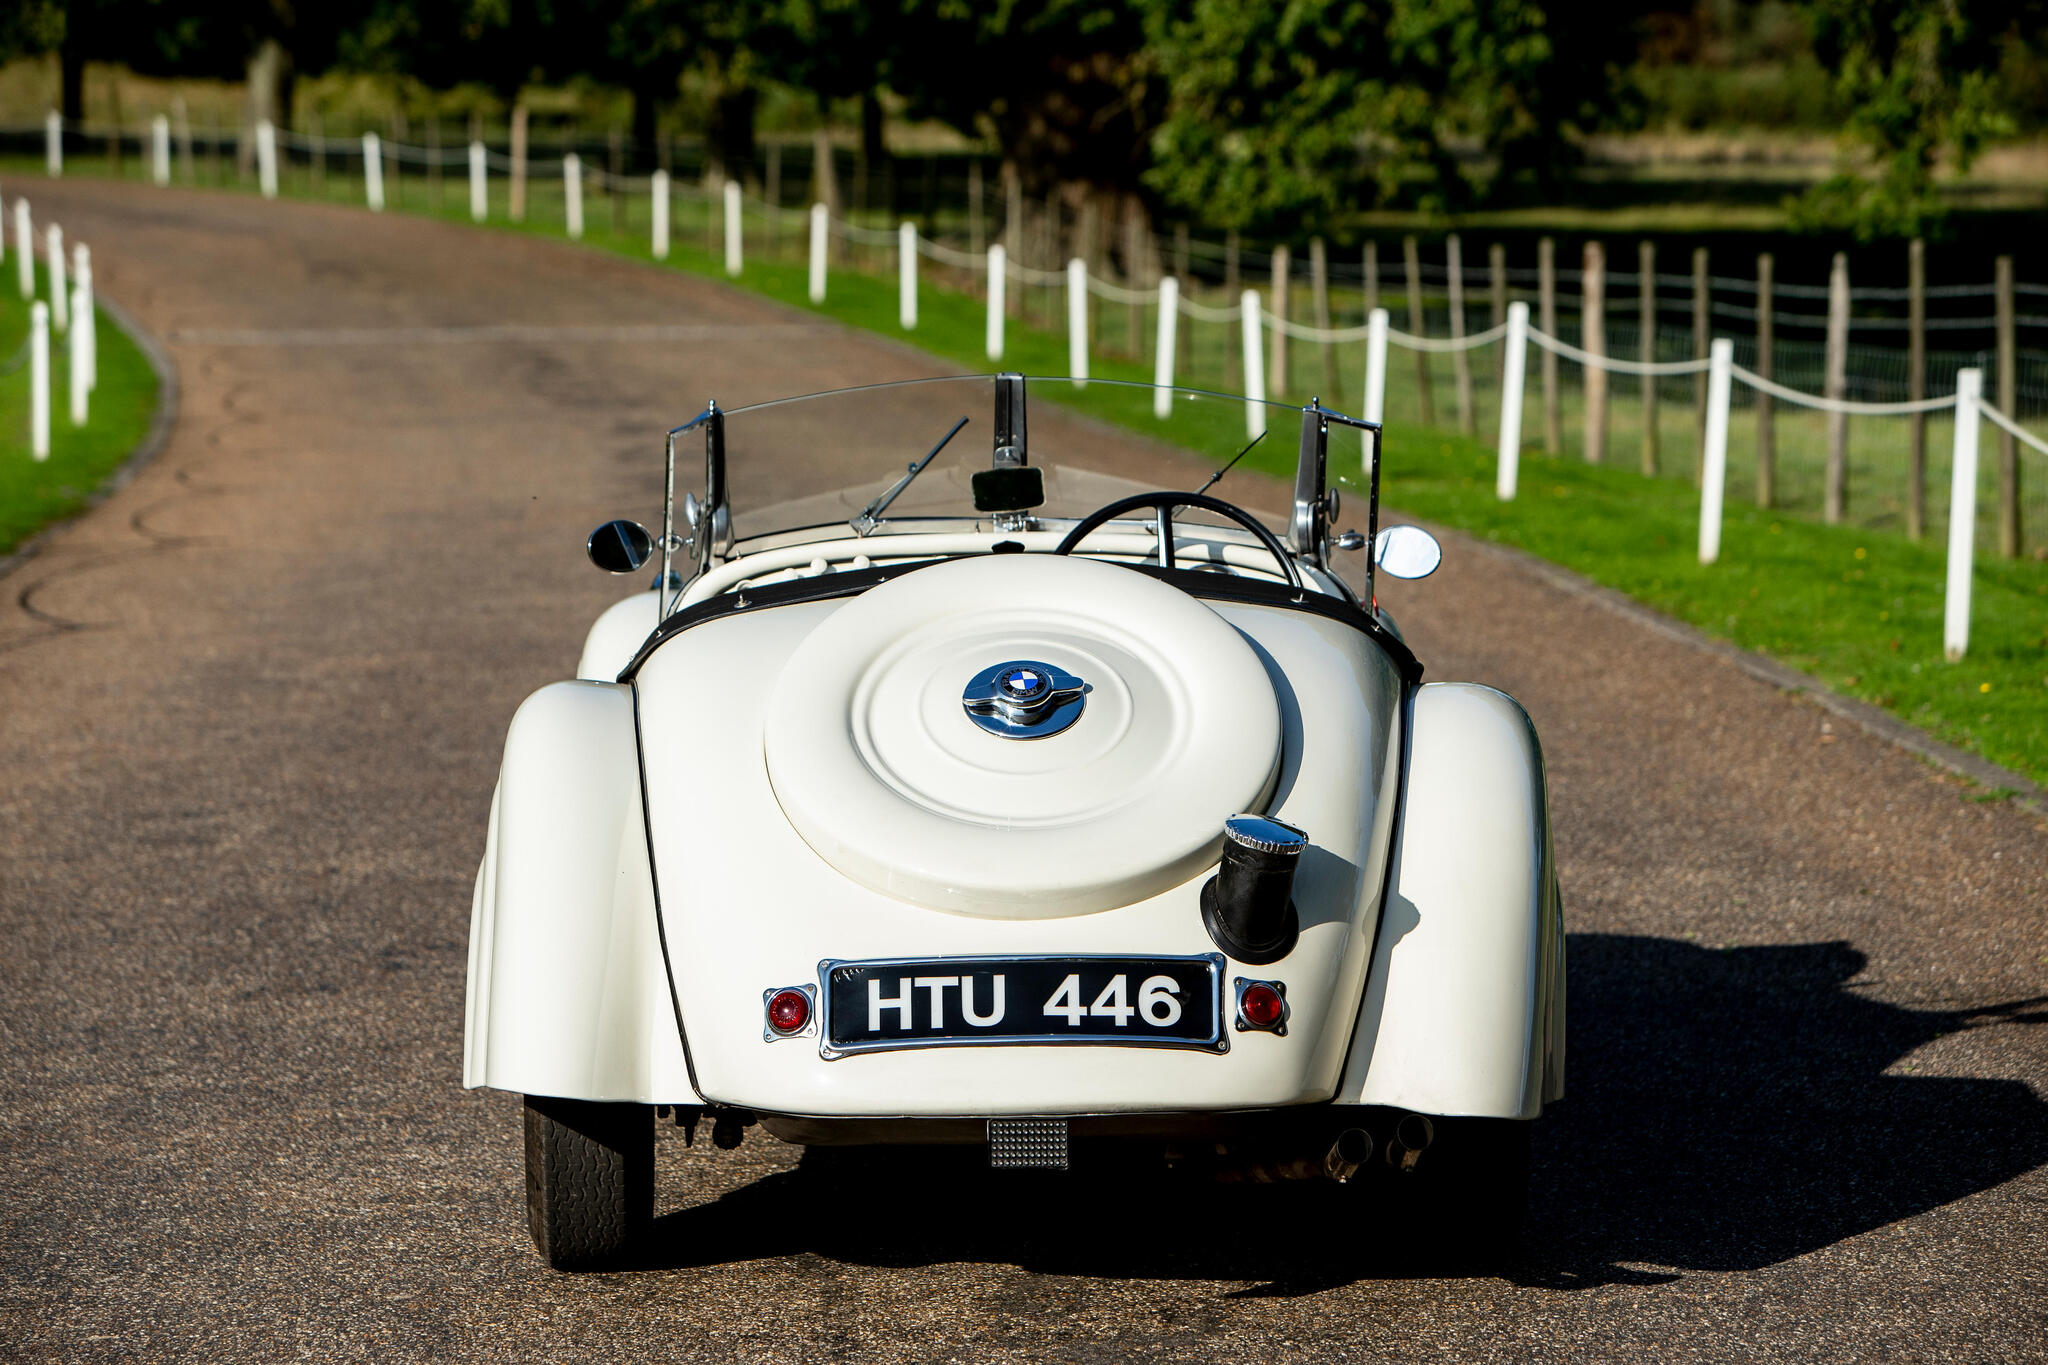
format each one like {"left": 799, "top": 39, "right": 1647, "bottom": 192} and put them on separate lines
{"left": 707, "top": 84, "right": 757, "bottom": 182}
{"left": 630, "top": 78, "right": 664, "bottom": 171}
{"left": 861, "top": 90, "right": 886, "bottom": 166}
{"left": 246, "top": 39, "right": 293, "bottom": 130}
{"left": 60, "top": 41, "right": 85, "bottom": 125}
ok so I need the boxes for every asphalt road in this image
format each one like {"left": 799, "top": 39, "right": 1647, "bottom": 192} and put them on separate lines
{"left": 3, "top": 181, "right": 2045, "bottom": 1363}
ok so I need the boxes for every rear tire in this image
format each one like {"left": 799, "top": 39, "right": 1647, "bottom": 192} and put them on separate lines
{"left": 523, "top": 1095, "right": 653, "bottom": 1270}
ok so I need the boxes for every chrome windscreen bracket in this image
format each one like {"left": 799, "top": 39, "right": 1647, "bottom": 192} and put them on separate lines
{"left": 993, "top": 372, "right": 1027, "bottom": 468}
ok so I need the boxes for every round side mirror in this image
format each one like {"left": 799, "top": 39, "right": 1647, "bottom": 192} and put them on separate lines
{"left": 587, "top": 519, "right": 654, "bottom": 574}
{"left": 1373, "top": 525, "right": 1442, "bottom": 580}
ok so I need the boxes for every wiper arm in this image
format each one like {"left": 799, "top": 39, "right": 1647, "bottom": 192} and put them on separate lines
{"left": 1193, "top": 430, "right": 1266, "bottom": 498}
{"left": 851, "top": 416, "right": 971, "bottom": 536}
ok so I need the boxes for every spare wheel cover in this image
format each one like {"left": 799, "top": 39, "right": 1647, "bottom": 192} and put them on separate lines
{"left": 762, "top": 554, "right": 1282, "bottom": 918}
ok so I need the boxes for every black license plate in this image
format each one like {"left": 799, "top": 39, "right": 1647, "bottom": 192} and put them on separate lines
{"left": 820, "top": 955, "right": 1225, "bottom": 1057}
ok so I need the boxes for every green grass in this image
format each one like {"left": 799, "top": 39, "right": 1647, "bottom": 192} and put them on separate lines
{"left": 0, "top": 288, "right": 160, "bottom": 555}
{"left": 14, "top": 154, "right": 2043, "bottom": 786}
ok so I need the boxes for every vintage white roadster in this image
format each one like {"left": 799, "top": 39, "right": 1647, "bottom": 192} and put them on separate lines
{"left": 463, "top": 375, "right": 1564, "bottom": 1269}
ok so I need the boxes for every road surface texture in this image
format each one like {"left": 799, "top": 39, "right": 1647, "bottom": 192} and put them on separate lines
{"left": 3, "top": 181, "right": 2044, "bottom": 1363}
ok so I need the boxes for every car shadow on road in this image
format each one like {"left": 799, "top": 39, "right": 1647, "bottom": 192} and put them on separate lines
{"left": 635, "top": 934, "right": 2048, "bottom": 1293}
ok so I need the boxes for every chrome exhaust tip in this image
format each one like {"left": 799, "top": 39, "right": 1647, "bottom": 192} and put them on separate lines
{"left": 1324, "top": 1127, "right": 1374, "bottom": 1183}
{"left": 1386, "top": 1113, "right": 1435, "bottom": 1173}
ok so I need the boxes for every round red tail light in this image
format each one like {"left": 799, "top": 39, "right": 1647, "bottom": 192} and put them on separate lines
{"left": 1239, "top": 981, "right": 1286, "bottom": 1030}
{"left": 766, "top": 988, "right": 811, "bottom": 1036}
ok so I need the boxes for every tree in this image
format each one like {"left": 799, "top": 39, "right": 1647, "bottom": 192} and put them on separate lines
{"left": 889, "top": 0, "right": 1164, "bottom": 198}
{"left": 1141, "top": 0, "right": 1626, "bottom": 230}
{"left": 1791, "top": 0, "right": 2046, "bottom": 238}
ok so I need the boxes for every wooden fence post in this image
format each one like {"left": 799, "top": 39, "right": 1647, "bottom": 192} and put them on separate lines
{"left": 1125, "top": 200, "right": 1146, "bottom": 357}
{"left": 1363, "top": 241, "right": 1379, "bottom": 315}
{"left": 1572, "top": 242, "right": 1605, "bottom": 462}
{"left": 1756, "top": 252, "right": 1776, "bottom": 508}
{"left": 1174, "top": 224, "right": 1191, "bottom": 373}
{"left": 1447, "top": 234, "right": 1474, "bottom": 434}
{"left": 609, "top": 128, "right": 625, "bottom": 235}
{"left": 1995, "top": 255, "right": 2020, "bottom": 557}
{"left": 765, "top": 144, "right": 781, "bottom": 257}
{"left": 1538, "top": 237, "right": 1560, "bottom": 454}
{"left": 174, "top": 97, "right": 193, "bottom": 183}
{"left": 428, "top": 116, "right": 443, "bottom": 208}
{"left": 1639, "top": 240, "right": 1659, "bottom": 476}
{"left": 1003, "top": 162, "right": 1023, "bottom": 318}
{"left": 509, "top": 105, "right": 528, "bottom": 222}
{"left": 1311, "top": 236, "right": 1338, "bottom": 400}
{"left": 1403, "top": 235, "right": 1435, "bottom": 427}
{"left": 1907, "top": 238, "right": 1926, "bottom": 538}
{"left": 1224, "top": 230, "right": 1241, "bottom": 388}
{"left": 1489, "top": 242, "right": 1507, "bottom": 384}
{"left": 1584, "top": 241, "right": 1608, "bottom": 464}
{"left": 967, "top": 157, "right": 984, "bottom": 259}
{"left": 1269, "top": 243, "right": 1290, "bottom": 395}
{"left": 1824, "top": 251, "right": 1849, "bottom": 523}
{"left": 1692, "top": 247, "right": 1709, "bottom": 476}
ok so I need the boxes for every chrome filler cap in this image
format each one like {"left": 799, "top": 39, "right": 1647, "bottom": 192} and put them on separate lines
{"left": 962, "top": 660, "right": 1088, "bottom": 739}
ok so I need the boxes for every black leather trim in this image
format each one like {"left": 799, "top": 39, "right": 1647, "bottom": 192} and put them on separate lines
{"left": 616, "top": 555, "right": 1423, "bottom": 685}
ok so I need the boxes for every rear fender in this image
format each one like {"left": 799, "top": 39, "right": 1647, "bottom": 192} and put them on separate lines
{"left": 462, "top": 680, "right": 697, "bottom": 1103}
{"left": 1334, "top": 682, "right": 1565, "bottom": 1118}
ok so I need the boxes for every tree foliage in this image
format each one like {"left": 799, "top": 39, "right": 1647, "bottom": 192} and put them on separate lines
{"left": 1789, "top": 0, "right": 2045, "bottom": 238}
{"left": 1141, "top": 0, "right": 1627, "bottom": 229}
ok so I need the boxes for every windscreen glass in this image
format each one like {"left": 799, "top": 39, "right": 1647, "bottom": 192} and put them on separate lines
{"left": 704, "top": 376, "right": 1329, "bottom": 545}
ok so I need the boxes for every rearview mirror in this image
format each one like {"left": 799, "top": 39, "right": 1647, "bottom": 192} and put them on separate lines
{"left": 587, "top": 519, "right": 654, "bottom": 574}
{"left": 1373, "top": 525, "right": 1441, "bottom": 580}
{"left": 972, "top": 466, "right": 1046, "bottom": 513}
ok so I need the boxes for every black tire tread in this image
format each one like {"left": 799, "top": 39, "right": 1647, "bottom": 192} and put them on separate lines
{"left": 523, "top": 1095, "right": 653, "bottom": 1270}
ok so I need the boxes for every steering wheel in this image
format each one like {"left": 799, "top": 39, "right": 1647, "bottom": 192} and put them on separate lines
{"left": 1052, "top": 491, "right": 1302, "bottom": 590}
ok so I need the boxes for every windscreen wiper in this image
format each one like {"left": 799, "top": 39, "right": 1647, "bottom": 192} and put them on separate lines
{"left": 851, "top": 416, "right": 971, "bottom": 537}
{"left": 1192, "top": 430, "right": 1266, "bottom": 498}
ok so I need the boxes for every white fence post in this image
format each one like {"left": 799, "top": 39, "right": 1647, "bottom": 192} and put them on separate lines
{"left": 985, "top": 244, "right": 1006, "bottom": 360}
{"left": 362, "top": 132, "right": 384, "bottom": 211}
{"left": 256, "top": 120, "right": 278, "bottom": 198}
{"left": 562, "top": 154, "right": 582, "bottom": 239}
{"left": 650, "top": 170, "right": 670, "bottom": 259}
{"left": 808, "top": 204, "right": 828, "bottom": 303}
{"left": 468, "top": 141, "right": 487, "bottom": 221}
{"left": 1363, "top": 306, "right": 1389, "bottom": 426}
{"left": 29, "top": 301, "right": 49, "bottom": 459}
{"left": 151, "top": 115, "right": 171, "bottom": 186}
{"left": 45, "top": 111, "right": 61, "bottom": 177}
{"left": 1944, "top": 369, "right": 1982, "bottom": 661}
{"left": 898, "top": 221, "right": 917, "bottom": 328}
{"left": 68, "top": 284, "right": 88, "bottom": 426}
{"left": 1697, "top": 338, "right": 1735, "bottom": 563}
{"left": 1241, "top": 289, "right": 1267, "bottom": 437}
{"left": 724, "top": 180, "right": 743, "bottom": 276}
{"left": 1153, "top": 276, "right": 1180, "bottom": 416}
{"left": 1497, "top": 300, "right": 1529, "bottom": 500}
{"left": 14, "top": 201, "right": 31, "bottom": 299}
{"left": 1066, "top": 258, "right": 1088, "bottom": 385}
{"left": 46, "top": 223, "right": 66, "bottom": 333}
{"left": 74, "top": 245, "right": 94, "bottom": 390}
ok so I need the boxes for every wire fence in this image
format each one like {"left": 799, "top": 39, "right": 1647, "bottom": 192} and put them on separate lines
{"left": 7, "top": 111, "right": 2047, "bottom": 590}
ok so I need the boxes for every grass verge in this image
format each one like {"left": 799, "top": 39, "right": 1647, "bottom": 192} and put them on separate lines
{"left": 0, "top": 291, "right": 160, "bottom": 555}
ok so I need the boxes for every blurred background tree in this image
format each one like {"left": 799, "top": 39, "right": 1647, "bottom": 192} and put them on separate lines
{"left": 5, "top": 0, "right": 2047, "bottom": 239}
{"left": 1788, "top": 0, "right": 2046, "bottom": 238}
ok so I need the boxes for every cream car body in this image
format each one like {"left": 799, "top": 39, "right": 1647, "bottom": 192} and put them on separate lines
{"left": 463, "top": 375, "right": 1564, "bottom": 1269}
